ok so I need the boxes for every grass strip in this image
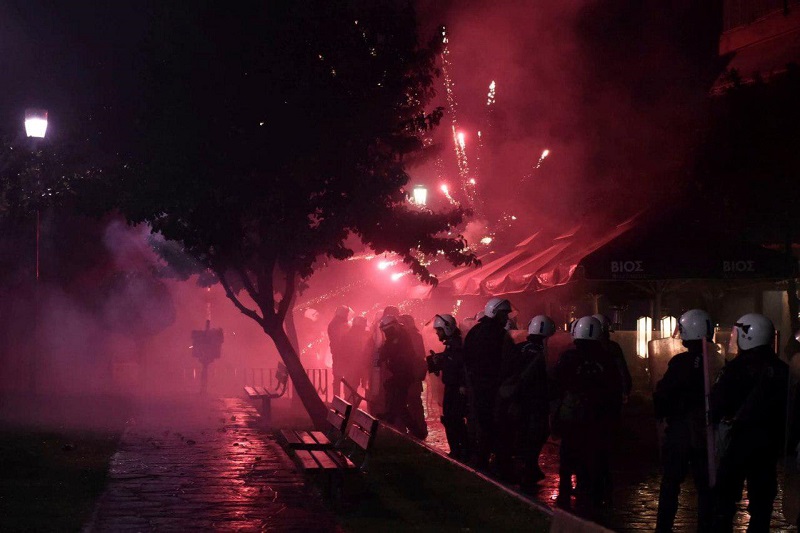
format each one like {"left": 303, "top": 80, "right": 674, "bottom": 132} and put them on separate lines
{"left": 324, "top": 428, "right": 551, "bottom": 532}
{"left": 0, "top": 427, "right": 122, "bottom": 532}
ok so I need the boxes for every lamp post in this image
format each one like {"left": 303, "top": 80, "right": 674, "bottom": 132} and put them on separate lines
{"left": 25, "top": 109, "right": 47, "bottom": 279}
{"left": 25, "top": 108, "right": 47, "bottom": 393}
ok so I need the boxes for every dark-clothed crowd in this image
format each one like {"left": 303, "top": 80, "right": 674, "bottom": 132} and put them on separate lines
{"left": 326, "top": 300, "right": 797, "bottom": 531}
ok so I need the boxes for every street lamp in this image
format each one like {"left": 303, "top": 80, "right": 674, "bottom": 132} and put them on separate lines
{"left": 24, "top": 109, "right": 47, "bottom": 393}
{"left": 25, "top": 108, "right": 48, "bottom": 138}
{"left": 412, "top": 184, "right": 427, "bottom": 206}
{"left": 24, "top": 109, "right": 48, "bottom": 279}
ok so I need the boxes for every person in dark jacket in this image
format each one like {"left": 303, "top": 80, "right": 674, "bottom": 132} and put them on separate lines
{"left": 377, "top": 314, "right": 417, "bottom": 434}
{"left": 328, "top": 305, "right": 350, "bottom": 397}
{"left": 427, "top": 314, "right": 469, "bottom": 459}
{"left": 495, "top": 314, "right": 557, "bottom": 489}
{"left": 399, "top": 314, "right": 428, "bottom": 439}
{"left": 463, "top": 297, "right": 516, "bottom": 469}
{"left": 711, "top": 313, "right": 789, "bottom": 533}
{"left": 654, "top": 309, "right": 714, "bottom": 533}
{"left": 339, "top": 315, "right": 371, "bottom": 402}
{"left": 553, "top": 315, "right": 623, "bottom": 518}
{"left": 593, "top": 313, "right": 632, "bottom": 403}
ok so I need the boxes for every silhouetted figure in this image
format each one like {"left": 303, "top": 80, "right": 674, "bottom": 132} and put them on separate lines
{"left": 366, "top": 306, "right": 400, "bottom": 413}
{"left": 328, "top": 305, "right": 350, "bottom": 397}
{"left": 378, "top": 314, "right": 417, "bottom": 434}
{"left": 427, "top": 314, "right": 469, "bottom": 459}
{"left": 553, "top": 315, "right": 622, "bottom": 519}
{"left": 711, "top": 314, "right": 789, "bottom": 533}
{"left": 463, "top": 297, "right": 515, "bottom": 470}
{"left": 339, "top": 315, "right": 371, "bottom": 403}
{"left": 399, "top": 314, "right": 428, "bottom": 439}
{"left": 654, "top": 309, "right": 714, "bottom": 533}
{"left": 495, "top": 315, "right": 557, "bottom": 490}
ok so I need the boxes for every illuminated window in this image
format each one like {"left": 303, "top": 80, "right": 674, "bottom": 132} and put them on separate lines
{"left": 636, "top": 316, "right": 652, "bottom": 358}
{"left": 660, "top": 316, "right": 677, "bottom": 339}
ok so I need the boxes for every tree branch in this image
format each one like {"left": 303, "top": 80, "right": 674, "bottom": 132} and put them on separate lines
{"left": 276, "top": 268, "right": 297, "bottom": 323}
{"left": 256, "top": 256, "right": 276, "bottom": 323}
{"left": 234, "top": 264, "right": 261, "bottom": 314}
{"left": 218, "top": 269, "right": 264, "bottom": 326}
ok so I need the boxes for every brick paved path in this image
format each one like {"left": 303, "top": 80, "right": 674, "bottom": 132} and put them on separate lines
{"left": 87, "top": 397, "right": 338, "bottom": 532}
{"left": 421, "top": 388, "right": 797, "bottom": 532}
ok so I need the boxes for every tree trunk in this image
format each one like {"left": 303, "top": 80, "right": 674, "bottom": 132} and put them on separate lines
{"left": 267, "top": 325, "right": 327, "bottom": 429}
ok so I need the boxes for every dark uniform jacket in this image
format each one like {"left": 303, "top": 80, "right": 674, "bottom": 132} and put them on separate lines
{"left": 711, "top": 345, "right": 789, "bottom": 455}
{"left": 653, "top": 350, "right": 706, "bottom": 421}
{"left": 554, "top": 342, "right": 623, "bottom": 425}
{"left": 499, "top": 337, "right": 549, "bottom": 408}
{"left": 463, "top": 316, "right": 515, "bottom": 390}
{"left": 378, "top": 330, "right": 416, "bottom": 385}
{"left": 428, "top": 335, "right": 466, "bottom": 387}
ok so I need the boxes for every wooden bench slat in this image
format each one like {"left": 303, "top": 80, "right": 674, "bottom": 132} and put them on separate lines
{"left": 244, "top": 386, "right": 259, "bottom": 398}
{"left": 331, "top": 396, "right": 351, "bottom": 417}
{"left": 325, "top": 450, "right": 356, "bottom": 469}
{"left": 310, "top": 431, "right": 331, "bottom": 446}
{"left": 299, "top": 431, "right": 317, "bottom": 445}
{"left": 280, "top": 429, "right": 302, "bottom": 445}
{"left": 349, "top": 409, "right": 376, "bottom": 432}
{"left": 326, "top": 411, "right": 347, "bottom": 431}
{"left": 254, "top": 386, "right": 269, "bottom": 396}
{"left": 347, "top": 425, "right": 372, "bottom": 450}
{"left": 310, "top": 450, "right": 340, "bottom": 470}
{"left": 295, "top": 450, "right": 322, "bottom": 470}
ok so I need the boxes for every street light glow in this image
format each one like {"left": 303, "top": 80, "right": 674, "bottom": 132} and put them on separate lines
{"left": 413, "top": 184, "right": 428, "bottom": 206}
{"left": 25, "top": 109, "right": 48, "bottom": 138}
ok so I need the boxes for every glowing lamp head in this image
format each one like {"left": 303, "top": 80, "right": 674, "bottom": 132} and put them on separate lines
{"left": 480, "top": 237, "right": 493, "bottom": 245}
{"left": 390, "top": 272, "right": 405, "bottom": 282}
{"left": 469, "top": 178, "right": 476, "bottom": 185}
{"left": 25, "top": 108, "right": 48, "bottom": 138}
{"left": 542, "top": 149, "right": 550, "bottom": 158}
{"left": 457, "top": 131, "right": 466, "bottom": 150}
{"left": 377, "top": 260, "right": 391, "bottom": 270}
{"left": 412, "top": 184, "right": 427, "bottom": 206}
{"left": 440, "top": 184, "right": 449, "bottom": 194}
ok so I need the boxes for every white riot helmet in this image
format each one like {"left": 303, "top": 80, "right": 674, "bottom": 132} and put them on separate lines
{"left": 592, "top": 314, "right": 612, "bottom": 335}
{"left": 528, "top": 315, "right": 556, "bottom": 337}
{"left": 677, "top": 309, "right": 713, "bottom": 341}
{"left": 733, "top": 313, "right": 774, "bottom": 351}
{"left": 484, "top": 297, "right": 512, "bottom": 318}
{"left": 571, "top": 316, "right": 603, "bottom": 341}
{"left": 433, "top": 314, "right": 458, "bottom": 337}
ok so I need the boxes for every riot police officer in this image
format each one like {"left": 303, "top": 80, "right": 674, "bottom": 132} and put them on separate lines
{"left": 495, "top": 314, "right": 557, "bottom": 490}
{"left": 654, "top": 309, "right": 713, "bottom": 532}
{"left": 711, "top": 313, "right": 789, "bottom": 532}
{"left": 378, "top": 314, "right": 417, "bottom": 434}
{"left": 427, "top": 314, "right": 469, "bottom": 459}
{"left": 463, "top": 297, "right": 515, "bottom": 469}
{"left": 553, "top": 315, "right": 623, "bottom": 517}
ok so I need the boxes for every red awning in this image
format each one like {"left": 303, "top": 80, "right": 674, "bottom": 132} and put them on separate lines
{"left": 434, "top": 214, "right": 640, "bottom": 297}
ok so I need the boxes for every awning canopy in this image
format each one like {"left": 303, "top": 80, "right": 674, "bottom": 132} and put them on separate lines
{"left": 434, "top": 214, "right": 640, "bottom": 297}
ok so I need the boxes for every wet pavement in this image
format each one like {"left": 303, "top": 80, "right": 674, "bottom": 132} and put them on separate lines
{"left": 86, "top": 397, "right": 338, "bottom": 532}
{"left": 420, "top": 388, "right": 798, "bottom": 532}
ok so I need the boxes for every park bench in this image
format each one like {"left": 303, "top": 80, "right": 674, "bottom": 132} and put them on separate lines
{"left": 243, "top": 362, "right": 289, "bottom": 426}
{"left": 280, "top": 395, "right": 352, "bottom": 450}
{"left": 290, "top": 405, "right": 379, "bottom": 498}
